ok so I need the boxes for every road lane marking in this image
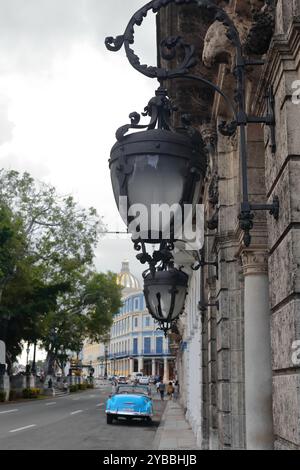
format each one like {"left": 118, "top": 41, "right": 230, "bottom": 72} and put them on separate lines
{"left": 72, "top": 398, "right": 81, "bottom": 401}
{"left": 46, "top": 402, "right": 57, "bottom": 406}
{"left": 96, "top": 403, "right": 104, "bottom": 407}
{"left": 0, "top": 409, "right": 18, "bottom": 414}
{"left": 9, "top": 425, "right": 36, "bottom": 433}
{"left": 89, "top": 395, "right": 95, "bottom": 398}
{"left": 70, "top": 410, "right": 83, "bottom": 415}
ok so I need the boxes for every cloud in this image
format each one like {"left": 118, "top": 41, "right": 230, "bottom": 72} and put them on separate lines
{"left": 0, "top": 0, "right": 157, "bottom": 75}
{"left": 0, "top": 1, "right": 160, "bottom": 361}
{"left": 0, "top": 152, "right": 50, "bottom": 180}
{"left": 0, "top": 96, "right": 14, "bottom": 145}
{"left": 0, "top": 0, "right": 159, "bottom": 277}
{"left": 94, "top": 237, "right": 143, "bottom": 284}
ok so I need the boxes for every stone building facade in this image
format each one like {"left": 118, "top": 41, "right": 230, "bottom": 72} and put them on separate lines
{"left": 156, "top": 0, "right": 300, "bottom": 450}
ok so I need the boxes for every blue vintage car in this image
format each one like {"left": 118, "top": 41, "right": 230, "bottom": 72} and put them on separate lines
{"left": 105, "top": 384, "right": 153, "bottom": 424}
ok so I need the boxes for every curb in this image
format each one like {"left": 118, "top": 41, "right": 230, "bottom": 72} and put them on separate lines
{"left": 152, "top": 401, "right": 169, "bottom": 450}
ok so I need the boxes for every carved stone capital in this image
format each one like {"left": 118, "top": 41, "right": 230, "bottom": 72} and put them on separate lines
{"left": 200, "top": 122, "right": 217, "bottom": 147}
{"left": 241, "top": 249, "right": 269, "bottom": 276}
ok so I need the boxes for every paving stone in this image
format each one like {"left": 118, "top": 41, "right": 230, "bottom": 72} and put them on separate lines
{"left": 154, "top": 401, "right": 199, "bottom": 450}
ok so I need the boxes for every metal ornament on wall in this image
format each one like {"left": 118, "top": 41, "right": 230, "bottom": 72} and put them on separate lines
{"left": 105, "top": 0, "right": 279, "bottom": 250}
{"left": 192, "top": 248, "right": 219, "bottom": 315}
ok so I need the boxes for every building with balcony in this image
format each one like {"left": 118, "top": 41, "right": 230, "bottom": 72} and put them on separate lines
{"left": 82, "top": 261, "right": 175, "bottom": 381}
{"left": 108, "top": 261, "right": 175, "bottom": 381}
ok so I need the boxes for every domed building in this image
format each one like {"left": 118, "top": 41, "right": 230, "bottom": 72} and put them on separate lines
{"left": 116, "top": 261, "right": 140, "bottom": 294}
{"left": 107, "top": 261, "right": 175, "bottom": 380}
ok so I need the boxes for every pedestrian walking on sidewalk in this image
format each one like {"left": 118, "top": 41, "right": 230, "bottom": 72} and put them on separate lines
{"left": 173, "top": 380, "right": 179, "bottom": 400}
{"left": 158, "top": 381, "right": 165, "bottom": 401}
{"left": 111, "top": 379, "right": 117, "bottom": 395}
{"left": 167, "top": 381, "right": 174, "bottom": 400}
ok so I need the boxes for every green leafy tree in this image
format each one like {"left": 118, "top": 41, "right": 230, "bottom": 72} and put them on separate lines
{"left": 40, "top": 271, "right": 122, "bottom": 376}
{"left": 83, "top": 272, "right": 123, "bottom": 342}
{"left": 0, "top": 170, "right": 104, "bottom": 368}
{"left": 0, "top": 170, "right": 102, "bottom": 288}
{"left": 0, "top": 202, "right": 26, "bottom": 303}
{"left": 0, "top": 259, "right": 69, "bottom": 372}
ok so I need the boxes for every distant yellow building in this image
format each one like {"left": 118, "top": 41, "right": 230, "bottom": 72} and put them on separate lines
{"left": 81, "top": 342, "right": 105, "bottom": 376}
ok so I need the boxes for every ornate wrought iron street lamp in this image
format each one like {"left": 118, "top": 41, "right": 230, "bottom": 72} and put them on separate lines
{"left": 143, "top": 264, "right": 189, "bottom": 336}
{"left": 105, "top": 0, "right": 279, "bottom": 329}
{"left": 110, "top": 87, "right": 207, "bottom": 240}
{"left": 106, "top": 0, "right": 279, "bottom": 251}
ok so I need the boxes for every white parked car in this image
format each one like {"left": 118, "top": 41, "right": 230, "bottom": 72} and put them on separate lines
{"left": 117, "top": 375, "right": 128, "bottom": 384}
{"left": 139, "top": 376, "right": 150, "bottom": 385}
{"left": 131, "top": 372, "right": 143, "bottom": 383}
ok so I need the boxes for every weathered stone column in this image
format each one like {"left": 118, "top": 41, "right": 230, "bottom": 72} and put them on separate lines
{"left": 163, "top": 357, "right": 169, "bottom": 383}
{"left": 152, "top": 359, "right": 156, "bottom": 376}
{"left": 241, "top": 250, "right": 273, "bottom": 450}
{"left": 138, "top": 357, "right": 144, "bottom": 374}
{"left": 129, "top": 358, "right": 134, "bottom": 376}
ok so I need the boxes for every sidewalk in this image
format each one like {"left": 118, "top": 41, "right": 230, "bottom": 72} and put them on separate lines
{"left": 153, "top": 399, "right": 199, "bottom": 450}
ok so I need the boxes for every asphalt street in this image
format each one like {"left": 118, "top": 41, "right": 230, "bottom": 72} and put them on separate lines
{"left": 0, "top": 384, "right": 165, "bottom": 450}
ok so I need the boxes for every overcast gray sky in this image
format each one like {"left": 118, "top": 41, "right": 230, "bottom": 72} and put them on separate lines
{"left": 0, "top": 0, "right": 158, "bottom": 283}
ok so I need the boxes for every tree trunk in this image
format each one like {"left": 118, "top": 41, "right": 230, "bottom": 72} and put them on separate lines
{"left": 44, "top": 350, "right": 56, "bottom": 377}
{"left": 6, "top": 356, "right": 12, "bottom": 376}
{"left": 0, "top": 285, "right": 4, "bottom": 305}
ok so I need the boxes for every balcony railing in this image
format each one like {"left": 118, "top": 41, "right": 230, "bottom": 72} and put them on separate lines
{"left": 141, "top": 349, "right": 171, "bottom": 356}
{"left": 107, "top": 349, "right": 173, "bottom": 359}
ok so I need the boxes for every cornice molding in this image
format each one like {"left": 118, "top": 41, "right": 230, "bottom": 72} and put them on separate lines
{"left": 254, "top": 20, "right": 300, "bottom": 114}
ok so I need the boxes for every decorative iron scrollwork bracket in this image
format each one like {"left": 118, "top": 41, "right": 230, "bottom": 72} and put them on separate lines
{"left": 192, "top": 257, "right": 218, "bottom": 280}
{"left": 157, "top": 321, "right": 174, "bottom": 337}
{"left": 134, "top": 239, "right": 175, "bottom": 276}
{"left": 116, "top": 87, "right": 177, "bottom": 141}
{"left": 239, "top": 195, "right": 279, "bottom": 247}
{"left": 105, "top": 0, "right": 279, "bottom": 249}
{"left": 198, "top": 300, "right": 219, "bottom": 313}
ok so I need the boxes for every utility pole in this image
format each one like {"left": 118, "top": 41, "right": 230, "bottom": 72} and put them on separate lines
{"left": 104, "top": 345, "right": 108, "bottom": 379}
{"left": 32, "top": 341, "right": 37, "bottom": 375}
